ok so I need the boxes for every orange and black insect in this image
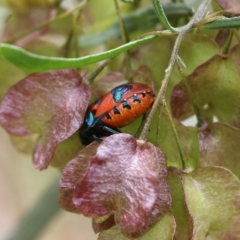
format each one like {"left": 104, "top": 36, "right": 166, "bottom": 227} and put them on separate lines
{"left": 79, "top": 83, "right": 155, "bottom": 145}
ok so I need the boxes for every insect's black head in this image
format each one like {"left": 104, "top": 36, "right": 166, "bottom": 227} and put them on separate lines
{"left": 79, "top": 121, "right": 120, "bottom": 145}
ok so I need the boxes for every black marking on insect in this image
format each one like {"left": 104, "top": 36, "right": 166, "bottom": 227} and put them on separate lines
{"left": 122, "top": 100, "right": 131, "bottom": 109}
{"left": 113, "top": 106, "right": 121, "bottom": 114}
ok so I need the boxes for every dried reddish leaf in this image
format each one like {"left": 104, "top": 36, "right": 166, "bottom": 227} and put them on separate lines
{"left": 0, "top": 69, "right": 91, "bottom": 170}
{"left": 1, "top": 8, "right": 50, "bottom": 42}
{"left": 183, "top": 167, "right": 240, "bottom": 240}
{"left": 199, "top": 122, "right": 240, "bottom": 179}
{"left": 72, "top": 134, "right": 171, "bottom": 238}
{"left": 171, "top": 54, "right": 240, "bottom": 127}
{"left": 215, "top": 0, "right": 240, "bottom": 16}
{"left": 215, "top": 29, "right": 230, "bottom": 48}
{"left": 59, "top": 141, "right": 100, "bottom": 212}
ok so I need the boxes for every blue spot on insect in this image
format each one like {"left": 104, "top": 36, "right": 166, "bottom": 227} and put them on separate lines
{"left": 85, "top": 111, "right": 95, "bottom": 127}
{"left": 111, "top": 85, "right": 132, "bottom": 102}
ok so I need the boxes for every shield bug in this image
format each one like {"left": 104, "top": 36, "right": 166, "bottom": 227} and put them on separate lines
{"left": 79, "top": 83, "right": 155, "bottom": 145}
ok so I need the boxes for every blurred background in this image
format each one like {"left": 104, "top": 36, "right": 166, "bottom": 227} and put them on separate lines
{"left": 0, "top": 126, "right": 96, "bottom": 239}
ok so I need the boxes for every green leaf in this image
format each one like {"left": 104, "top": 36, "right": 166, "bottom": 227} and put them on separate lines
{"left": 151, "top": 113, "right": 198, "bottom": 168}
{"left": 171, "top": 54, "right": 240, "bottom": 127}
{"left": 120, "top": 0, "right": 141, "bottom": 3}
{"left": 152, "top": 0, "right": 178, "bottom": 32}
{"left": 203, "top": 16, "right": 240, "bottom": 29}
{"left": 168, "top": 167, "right": 189, "bottom": 240}
{"left": 98, "top": 212, "right": 175, "bottom": 240}
{"left": 183, "top": 167, "right": 240, "bottom": 239}
{"left": 0, "top": 35, "right": 157, "bottom": 71}
{"left": 0, "top": 51, "right": 25, "bottom": 100}
{"left": 138, "top": 212, "right": 175, "bottom": 240}
{"left": 98, "top": 225, "right": 129, "bottom": 240}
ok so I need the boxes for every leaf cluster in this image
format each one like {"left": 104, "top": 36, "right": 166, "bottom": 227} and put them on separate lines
{"left": 1, "top": 0, "right": 240, "bottom": 239}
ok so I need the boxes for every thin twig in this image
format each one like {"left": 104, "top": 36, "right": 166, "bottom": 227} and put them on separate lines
{"left": 86, "top": 60, "right": 109, "bottom": 84}
{"left": 222, "top": 29, "right": 233, "bottom": 54}
{"left": 113, "top": 0, "right": 130, "bottom": 43}
{"left": 162, "top": 98, "right": 187, "bottom": 169}
{"left": 113, "top": 0, "right": 132, "bottom": 77}
{"left": 139, "top": 0, "right": 211, "bottom": 142}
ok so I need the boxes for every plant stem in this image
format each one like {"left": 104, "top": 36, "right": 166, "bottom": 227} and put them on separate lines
{"left": 62, "top": 8, "right": 82, "bottom": 59}
{"left": 114, "top": 0, "right": 130, "bottom": 43}
{"left": 222, "top": 29, "right": 233, "bottom": 54}
{"left": 163, "top": 98, "right": 187, "bottom": 169}
{"left": 176, "top": 59, "right": 205, "bottom": 128}
{"left": 114, "top": 0, "right": 133, "bottom": 78}
{"left": 139, "top": 0, "right": 211, "bottom": 142}
{"left": 152, "top": 0, "right": 179, "bottom": 32}
{"left": 86, "top": 60, "right": 109, "bottom": 84}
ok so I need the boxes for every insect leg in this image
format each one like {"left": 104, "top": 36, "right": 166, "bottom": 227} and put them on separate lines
{"left": 102, "top": 126, "right": 120, "bottom": 134}
{"left": 92, "top": 134, "right": 103, "bottom": 142}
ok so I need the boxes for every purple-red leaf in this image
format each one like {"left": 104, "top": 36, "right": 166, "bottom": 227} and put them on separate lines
{"left": 199, "top": 122, "right": 240, "bottom": 179}
{"left": 71, "top": 133, "right": 171, "bottom": 238}
{"left": 59, "top": 141, "right": 100, "bottom": 212}
{"left": 215, "top": 0, "right": 240, "bottom": 16}
{"left": 0, "top": 69, "right": 91, "bottom": 170}
{"left": 91, "top": 72, "right": 127, "bottom": 100}
{"left": 215, "top": 29, "right": 230, "bottom": 48}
